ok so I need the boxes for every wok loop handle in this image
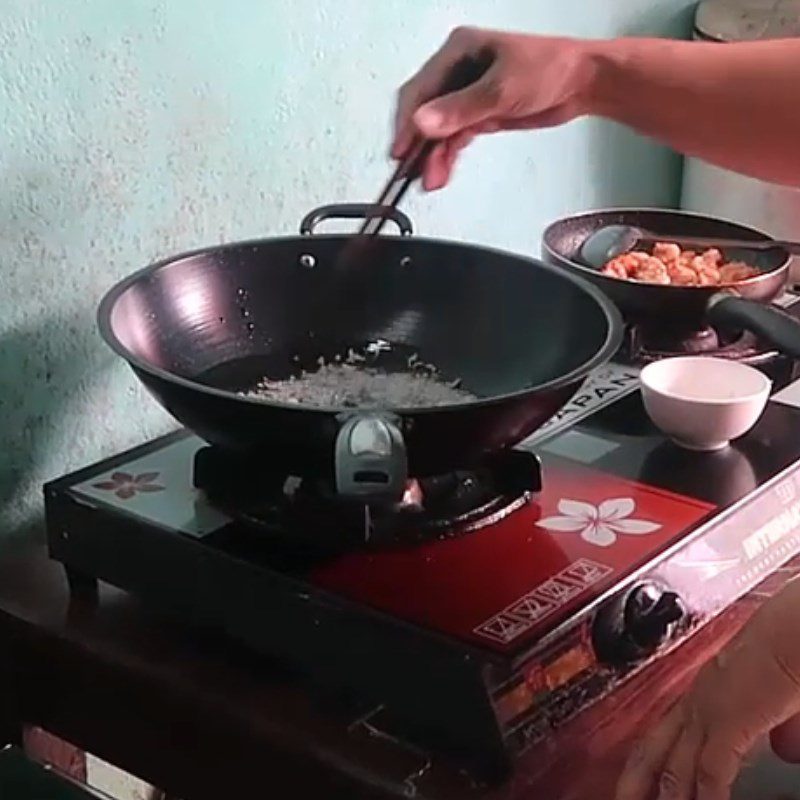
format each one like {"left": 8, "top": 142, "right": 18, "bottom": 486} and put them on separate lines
{"left": 707, "top": 294, "right": 800, "bottom": 359}
{"left": 334, "top": 413, "right": 408, "bottom": 503}
{"left": 300, "top": 204, "right": 414, "bottom": 237}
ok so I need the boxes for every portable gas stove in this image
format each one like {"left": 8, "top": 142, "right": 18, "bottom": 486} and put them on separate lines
{"left": 45, "top": 292, "right": 800, "bottom": 782}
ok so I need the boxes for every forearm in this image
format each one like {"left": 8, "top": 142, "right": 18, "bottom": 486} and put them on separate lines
{"left": 586, "top": 37, "right": 800, "bottom": 187}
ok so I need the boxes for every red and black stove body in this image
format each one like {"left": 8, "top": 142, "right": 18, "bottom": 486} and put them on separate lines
{"left": 45, "top": 293, "right": 800, "bottom": 783}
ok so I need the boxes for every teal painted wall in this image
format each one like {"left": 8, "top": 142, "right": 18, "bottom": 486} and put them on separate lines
{"left": 0, "top": 1, "right": 694, "bottom": 534}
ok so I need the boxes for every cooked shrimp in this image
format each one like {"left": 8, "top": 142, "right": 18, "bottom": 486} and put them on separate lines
{"left": 719, "top": 261, "right": 760, "bottom": 283}
{"left": 603, "top": 257, "right": 630, "bottom": 279}
{"left": 697, "top": 248, "right": 723, "bottom": 268}
{"left": 631, "top": 256, "right": 670, "bottom": 284}
{"left": 669, "top": 265, "right": 699, "bottom": 286}
{"left": 600, "top": 240, "right": 759, "bottom": 287}
{"left": 653, "top": 242, "right": 681, "bottom": 264}
{"left": 691, "top": 255, "right": 721, "bottom": 284}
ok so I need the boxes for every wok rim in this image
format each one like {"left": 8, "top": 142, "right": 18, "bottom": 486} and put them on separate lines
{"left": 541, "top": 206, "right": 792, "bottom": 293}
{"left": 97, "top": 233, "right": 624, "bottom": 416}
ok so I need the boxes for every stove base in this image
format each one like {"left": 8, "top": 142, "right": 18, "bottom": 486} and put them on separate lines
{"left": 44, "top": 412, "right": 800, "bottom": 782}
{"left": 47, "top": 485, "right": 511, "bottom": 781}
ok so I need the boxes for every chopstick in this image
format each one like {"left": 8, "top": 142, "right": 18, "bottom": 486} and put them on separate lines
{"left": 358, "top": 140, "right": 429, "bottom": 237}
{"left": 314, "top": 50, "right": 496, "bottom": 336}
{"left": 356, "top": 49, "right": 496, "bottom": 240}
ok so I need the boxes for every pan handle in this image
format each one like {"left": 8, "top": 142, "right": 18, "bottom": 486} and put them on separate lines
{"left": 300, "top": 204, "right": 414, "bottom": 237}
{"left": 707, "top": 294, "right": 800, "bottom": 359}
{"left": 334, "top": 413, "right": 408, "bottom": 503}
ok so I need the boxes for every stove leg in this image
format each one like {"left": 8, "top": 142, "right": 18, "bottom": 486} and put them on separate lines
{"left": 64, "top": 567, "right": 99, "bottom": 601}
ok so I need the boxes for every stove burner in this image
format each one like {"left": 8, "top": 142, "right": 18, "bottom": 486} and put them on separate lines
{"left": 193, "top": 447, "right": 542, "bottom": 552}
{"left": 625, "top": 323, "right": 779, "bottom": 365}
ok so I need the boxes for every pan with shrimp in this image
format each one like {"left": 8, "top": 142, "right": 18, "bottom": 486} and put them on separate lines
{"left": 542, "top": 208, "right": 800, "bottom": 359}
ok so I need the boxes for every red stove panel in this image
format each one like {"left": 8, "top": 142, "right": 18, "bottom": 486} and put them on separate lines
{"left": 310, "top": 459, "right": 715, "bottom": 652}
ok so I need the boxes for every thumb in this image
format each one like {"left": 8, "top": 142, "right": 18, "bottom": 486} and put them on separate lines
{"left": 771, "top": 714, "right": 800, "bottom": 763}
{"left": 413, "top": 72, "right": 499, "bottom": 140}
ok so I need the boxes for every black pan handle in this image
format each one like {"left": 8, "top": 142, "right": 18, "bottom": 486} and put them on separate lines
{"left": 707, "top": 294, "right": 800, "bottom": 359}
{"left": 300, "top": 204, "right": 414, "bottom": 237}
{"left": 334, "top": 413, "right": 408, "bottom": 503}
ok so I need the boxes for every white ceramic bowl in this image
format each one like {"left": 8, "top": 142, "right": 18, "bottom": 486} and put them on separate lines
{"left": 640, "top": 356, "right": 771, "bottom": 451}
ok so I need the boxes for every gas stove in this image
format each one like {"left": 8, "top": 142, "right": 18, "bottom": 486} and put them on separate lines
{"left": 44, "top": 294, "right": 800, "bottom": 783}
{"left": 622, "top": 291, "right": 800, "bottom": 365}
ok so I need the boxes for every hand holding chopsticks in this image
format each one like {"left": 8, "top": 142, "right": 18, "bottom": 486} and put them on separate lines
{"left": 358, "top": 49, "right": 496, "bottom": 237}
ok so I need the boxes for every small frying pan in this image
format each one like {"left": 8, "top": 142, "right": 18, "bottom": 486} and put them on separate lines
{"left": 541, "top": 208, "right": 800, "bottom": 358}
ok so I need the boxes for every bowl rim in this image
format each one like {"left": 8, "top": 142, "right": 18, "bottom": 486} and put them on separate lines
{"left": 640, "top": 356, "right": 772, "bottom": 407}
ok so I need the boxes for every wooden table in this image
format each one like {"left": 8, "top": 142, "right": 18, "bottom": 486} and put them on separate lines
{"left": 0, "top": 536, "right": 797, "bottom": 800}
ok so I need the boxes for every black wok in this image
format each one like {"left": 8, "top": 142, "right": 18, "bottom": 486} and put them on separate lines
{"left": 542, "top": 208, "right": 800, "bottom": 357}
{"left": 98, "top": 204, "right": 622, "bottom": 503}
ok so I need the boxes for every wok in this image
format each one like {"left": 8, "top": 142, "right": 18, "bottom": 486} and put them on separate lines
{"left": 98, "top": 204, "right": 622, "bottom": 503}
{"left": 541, "top": 208, "right": 800, "bottom": 357}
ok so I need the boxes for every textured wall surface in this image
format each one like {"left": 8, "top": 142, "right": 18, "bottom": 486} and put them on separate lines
{"left": 0, "top": 0, "right": 693, "bottom": 535}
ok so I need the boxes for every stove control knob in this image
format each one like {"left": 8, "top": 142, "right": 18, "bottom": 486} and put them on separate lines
{"left": 349, "top": 418, "right": 393, "bottom": 457}
{"left": 592, "top": 583, "right": 685, "bottom": 667}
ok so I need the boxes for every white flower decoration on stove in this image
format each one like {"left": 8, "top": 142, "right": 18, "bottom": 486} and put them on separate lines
{"left": 538, "top": 498, "right": 662, "bottom": 547}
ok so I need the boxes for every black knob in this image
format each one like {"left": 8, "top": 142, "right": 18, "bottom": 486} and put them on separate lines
{"left": 592, "top": 583, "right": 685, "bottom": 666}
{"left": 625, "top": 585, "right": 683, "bottom": 648}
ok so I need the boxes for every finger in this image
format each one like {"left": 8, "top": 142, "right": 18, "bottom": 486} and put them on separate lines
{"left": 421, "top": 142, "right": 449, "bottom": 191}
{"left": 656, "top": 719, "right": 703, "bottom": 799}
{"left": 442, "top": 129, "right": 475, "bottom": 174}
{"left": 392, "top": 28, "right": 477, "bottom": 158}
{"left": 421, "top": 127, "right": 482, "bottom": 191}
{"left": 413, "top": 65, "right": 502, "bottom": 140}
{"left": 694, "top": 734, "right": 749, "bottom": 800}
{"left": 391, "top": 121, "right": 417, "bottom": 161}
{"left": 770, "top": 713, "right": 800, "bottom": 763}
{"left": 616, "top": 703, "right": 686, "bottom": 800}
{"left": 394, "top": 109, "right": 490, "bottom": 161}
